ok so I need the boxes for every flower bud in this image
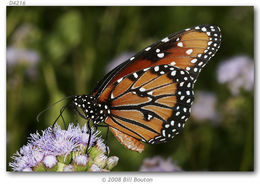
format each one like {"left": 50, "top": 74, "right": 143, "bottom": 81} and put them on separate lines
{"left": 94, "top": 154, "right": 107, "bottom": 169}
{"left": 63, "top": 164, "right": 75, "bottom": 172}
{"left": 89, "top": 140, "right": 109, "bottom": 159}
{"left": 106, "top": 156, "right": 119, "bottom": 170}
{"left": 96, "top": 140, "right": 110, "bottom": 154}
{"left": 89, "top": 164, "right": 102, "bottom": 172}
{"left": 73, "top": 155, "right": 89, "bottom": 171}
{"left": 43, "top": 155, "right": 58, "bottom": 171}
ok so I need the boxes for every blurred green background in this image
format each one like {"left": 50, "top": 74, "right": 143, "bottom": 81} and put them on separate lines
{"left": 6, "top": 6, "right": 254, "bottom": 171}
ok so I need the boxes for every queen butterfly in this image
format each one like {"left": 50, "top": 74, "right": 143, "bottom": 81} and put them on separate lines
{"left": 71, "top": 24, "right": 221, "bottom": 153}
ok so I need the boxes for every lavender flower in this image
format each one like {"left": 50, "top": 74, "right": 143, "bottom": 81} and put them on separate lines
{"left": 191, "top": 91, "right": 220, "bottom": 123}
{"left": 217, "top": 55, "right": 254, "bottom": 95}
{"left": 7, "top": 47, "right": 39, "bottom": 78}
{"left": 7, "top": 47, "right": 39, "bottom": 66}
{"left": 140, "top": 156, "right": 181, "bottom": 172}
{"left": 9, "top": 123, "right": 119, "bottom": 172}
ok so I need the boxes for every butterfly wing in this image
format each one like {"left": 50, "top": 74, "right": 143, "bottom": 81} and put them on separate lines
{"left": 110, "top": 127, "right": 145, "bottom": 153}
{"left": 102, "top": 64, "right": 194, "bottom": 152}
{"left": 93, "top": 24, "right": 221, "bottom": 98}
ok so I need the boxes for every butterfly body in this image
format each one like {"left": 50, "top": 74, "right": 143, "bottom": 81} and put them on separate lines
{"left": 73, "top": 95, "right": 109, "bottom": 124}
{"left": 71, "top": 24, "right": 222, "bottom": 152}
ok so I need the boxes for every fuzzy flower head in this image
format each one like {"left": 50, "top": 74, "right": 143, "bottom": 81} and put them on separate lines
{"left": 9, "top": 123, "right": 119, "bottom": 172}
{"left": 217, "top": 55, "right": 254, "bottom": 95}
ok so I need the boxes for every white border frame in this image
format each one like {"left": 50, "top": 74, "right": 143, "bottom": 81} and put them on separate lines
{"left": 1, "top": 1, "right": 258, "bottom": 186}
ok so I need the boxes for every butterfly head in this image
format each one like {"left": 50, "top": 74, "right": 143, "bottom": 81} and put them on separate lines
{"left": 73, "top": 95, "right": 110, "bottom": 124}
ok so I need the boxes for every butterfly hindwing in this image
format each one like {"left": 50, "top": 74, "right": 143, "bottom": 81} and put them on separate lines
{"left": 103, "top": 64, "right": 194, "bottom": 151}
{"left": 109, "top": 127, "right": 145, "bottom": 153}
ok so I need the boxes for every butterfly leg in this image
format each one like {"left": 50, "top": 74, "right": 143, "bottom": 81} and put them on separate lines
{"left": 72, "top": 108, "right": 79, "bottom": 124}
{"left": 60, "top": 106, "right": 67, "bottom": 129}
{"left": 72, "top": 107, "right": 93, "bottom": 153}
{"left": 93, "top": 123, "right": 109, "bottom": 155}
{"left": 86, "top": 119, "right": 92, "bottom": 153}
{"left": 104, "top": 126, "right": 110, "bottom": 155}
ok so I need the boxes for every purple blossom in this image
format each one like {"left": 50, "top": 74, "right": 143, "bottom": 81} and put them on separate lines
{"left": 43, "top": 155, "right": 57, "bottom": 168}
{"left": 7, "top": 47, "right": 39, "bottom": 66}
{"left": 140, "top": 156, "right": 181, "bottom": 172}
{"left": 9, "top": 123, "right": 102, "bottom": 171}
{"left": 7, "top": 47, "right": 39, "bottom": 78}
{"left": 217, "top": 55, "right": 254, "bottom": 95}
{"left": 74, "top": 155, "right": 88, "bottom": 166}
{"left": 191, "top": 91, "right": 220, "bottom": 123}
{"left": 9, "top": 144, "right": 44, "bottom": 171}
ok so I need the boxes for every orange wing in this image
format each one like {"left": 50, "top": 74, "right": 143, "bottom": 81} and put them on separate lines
{"left": 103, "top": 64, "right": 194, "bottom": 152}
{"left": 92, "top": 25, "right": 221, "bottom": 97}
{"left": 110, "top": 127, "right": 145, "bottom": 153}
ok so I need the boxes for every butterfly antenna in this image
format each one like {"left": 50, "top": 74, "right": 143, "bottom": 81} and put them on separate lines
{"left": 36, "top": 95, "right": 74, "bottom": 122}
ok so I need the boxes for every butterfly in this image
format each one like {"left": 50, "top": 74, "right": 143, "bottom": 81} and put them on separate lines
{"left": 71, "top": 24, "right": 221, "bottom": 153}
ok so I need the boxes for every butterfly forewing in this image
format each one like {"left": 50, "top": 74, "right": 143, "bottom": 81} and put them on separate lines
{"left": 93, "top": 24, "right": 221, "bottom": 97}
{"left": 103, "top": 64, "right": 194, "bottom": 151}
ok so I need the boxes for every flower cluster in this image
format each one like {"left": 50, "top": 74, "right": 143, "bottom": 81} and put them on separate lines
{"left": 9, "top": 124, "right": 119, "bottom": 172}
{"left": 140, "top": 156, "right": 181, "bottom": 172}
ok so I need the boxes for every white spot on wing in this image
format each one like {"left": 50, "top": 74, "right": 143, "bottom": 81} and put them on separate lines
{"left": 162, "top": 130, "right": 166, "bottom": 137}
{"left": 191, "top": 58, "right": 197, "bottom": 63}
{"left": 201, "top": 27, "right": 207, "bottom": 32}
{"left": 154, "top": 66, "right": 159, "bottom": 72}
{"left": 177, "top": 42, "right": 183, "bottom": 47}
{"left": 186, "top": 49, "right": 193, "bottom": 55}
{"left": 117, "top": 77, "right": 123, "bottom": 83}
{"left": 170, "top": 61, "right": 176, "bottom": 66}
{"left": 171, "top": 71, "right": 176, "bottom": 76}
{"left": 145, "top": 47, "right": 151, "bottom": 51}
{"left": 147, "top": 114, "right": 153, "bottom": 120}
{"left": 161, "top": 37, "right": 170, "bottom": 42}
{"left": 157, "top": 53, "right": 164, "bottom": 58}
{"left": 139, "top": 87, "right": 146, "bottom": 92}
